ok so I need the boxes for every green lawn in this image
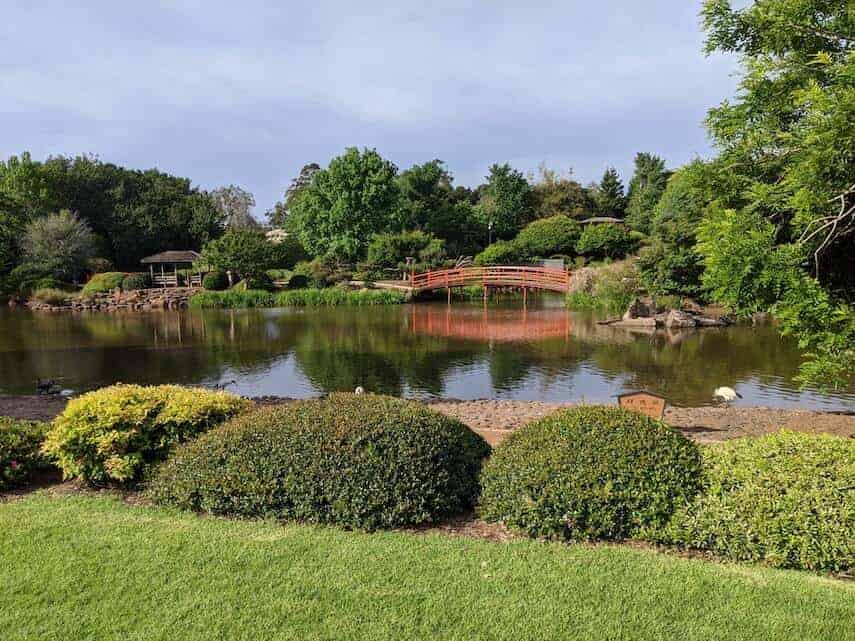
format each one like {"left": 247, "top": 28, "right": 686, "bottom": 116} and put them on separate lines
{"left": 1, "top": 495, "right": 852, "bottom": 641}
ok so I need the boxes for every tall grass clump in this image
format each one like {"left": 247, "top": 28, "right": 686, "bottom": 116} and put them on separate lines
{"left": 190, "top": 288, "right": 406, "bottom": 308}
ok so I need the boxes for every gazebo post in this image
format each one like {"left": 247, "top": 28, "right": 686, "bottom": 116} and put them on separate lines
{"left": 161, "top": 264, "right": 165, "bottom": 288}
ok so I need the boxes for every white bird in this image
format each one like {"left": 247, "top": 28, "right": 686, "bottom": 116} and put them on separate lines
{"left": 713, "top": 387, "right": 742, "bottom": 404}
{"left": 354, "top": 386, "right": 365, "bottom": 395}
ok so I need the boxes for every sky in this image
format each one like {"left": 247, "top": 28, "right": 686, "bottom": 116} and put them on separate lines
{"left": 1, "top": 1, "right": 740, "bottom": 219}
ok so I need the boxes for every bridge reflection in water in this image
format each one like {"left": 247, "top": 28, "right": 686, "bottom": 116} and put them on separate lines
{"left": 407, "top": 305, "right": 572, "bottom": 342}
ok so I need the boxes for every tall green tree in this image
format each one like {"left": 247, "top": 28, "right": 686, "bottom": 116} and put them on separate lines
{"left": 593, "top": 167, "right": 627, "bottom": 218}
{"left": 268, "top": 163, "right": 320, "bottom": 228}
{"left": 477, "top": 163, "right": 533, "bottom": 240}
{"left": 529, "top": 164, "right": 591, "bottom": 219}
{"left": 289, "top": 148, "right": 400, "bottom": 261}
{"left": 21, "top": 210, "right": 96, "bottom": 281}
{"left": 625, "top": 153, "right": 669, "bottom": 233}
{"left": 201, "top": 229, "right": 274, "bottom": 283}
{"left": 698, "top": 0, "right": 855, "bottom": 389}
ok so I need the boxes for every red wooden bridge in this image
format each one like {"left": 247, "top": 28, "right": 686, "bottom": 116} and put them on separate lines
{"left": 409, "top": 265, "right": 572, "bottom": 296}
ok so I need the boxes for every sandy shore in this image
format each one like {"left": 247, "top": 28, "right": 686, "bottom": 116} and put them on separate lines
{"left": 3, "top": 394, "right": 853, "bottom": 446}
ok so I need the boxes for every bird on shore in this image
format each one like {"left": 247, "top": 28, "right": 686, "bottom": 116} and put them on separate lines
{"left": 713, "top": 386, "right": 742, "bottom": 405}
{"left": 354, "top": 386, "right": 365, "bottom": 395}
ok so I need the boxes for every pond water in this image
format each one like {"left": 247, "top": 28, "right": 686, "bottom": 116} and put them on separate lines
{"left": 1, "top": 298, "right": 853, "bottom": 410}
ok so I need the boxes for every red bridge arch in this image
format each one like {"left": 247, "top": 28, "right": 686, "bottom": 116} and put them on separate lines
{"left": 410, "top": 266, "right": 571, "bottom": 294}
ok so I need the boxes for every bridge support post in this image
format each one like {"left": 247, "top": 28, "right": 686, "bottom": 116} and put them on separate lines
{"left": 483, "top": 285, "right": 488, "bottom": 305}
{"left": 447, "top": 286, "right": 451, "bottom": 305}
{"left": 523, "top": 286, "right": 527, "bottom": 307}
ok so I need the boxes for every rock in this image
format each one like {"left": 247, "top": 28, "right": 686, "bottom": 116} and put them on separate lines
{"left": 681, "top": 298, "right": 703, "bottom": 314}
{"left": 696, "top": 316, "right": 727, "bottom": 327}
{"left": 623, "top": 297, "right": 656, "bottom": 321}
{"left": 614, "top": 317, "right": 657, "bottom": 328}
{"left": 665, "top": 309, "right": 697, "bottom": 329}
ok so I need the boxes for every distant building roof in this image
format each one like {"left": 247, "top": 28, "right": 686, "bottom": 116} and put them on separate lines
{"left": 140, "top": 250, "right": 201, "bottom": 265}
{"left": 580, "top": 217, "right": 624, "bottom": 225}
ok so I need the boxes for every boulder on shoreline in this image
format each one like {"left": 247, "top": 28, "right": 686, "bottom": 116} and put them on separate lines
{"left": 602, "top": 298, "right": 730, "bottom": 329}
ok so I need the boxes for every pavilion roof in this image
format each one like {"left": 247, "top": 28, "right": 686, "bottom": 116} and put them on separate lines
{"left": 140, "top": 250, "right": 201, "bottom": 265}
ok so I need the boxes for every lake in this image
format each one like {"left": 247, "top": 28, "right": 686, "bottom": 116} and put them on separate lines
{"left": 1, "top": 298, "right": 853, "bottom": 410}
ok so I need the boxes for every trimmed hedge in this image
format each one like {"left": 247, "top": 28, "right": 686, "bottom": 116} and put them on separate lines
{"left": 479, "top": 406, "right": 701, "bottom": 541}
{"left": 202, "top": 270, "right": 229, "bottom": 290}
{"left": 515, "top": 215, "right": 582, "bottom": 258}
{"left": 43, "top": 384, "right": 250, "bottom": 485}
{"left": 1, "top": 418, "right": 52, "bottom": 490}
{"left": 82, "top": 272, "right": 126, "bottom": 294}
{"left": 653, "top": 431, "right": 855, "bottom": 572}
{"left": 121, "top": 272, "right": 152, "bottom": 290}
{"left": 148, "top": 393, "right": 491, "bottom": 529}
{"left": 473, "top": 240, "right": 521, "bottom": 266}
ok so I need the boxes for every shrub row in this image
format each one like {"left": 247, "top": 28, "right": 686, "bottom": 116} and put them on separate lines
{"left": 189, "top": 288, "right": 407, "bottom": 309}
{"left": 0, "top": 418, "right": 53, "bottom": 490}
{"left": 148, "top": 394, "right": 490, "bottom": 529}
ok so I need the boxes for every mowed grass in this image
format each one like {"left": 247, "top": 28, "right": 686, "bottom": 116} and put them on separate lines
{"left": 1, "top": 495, "right": 853, "bottom": 641}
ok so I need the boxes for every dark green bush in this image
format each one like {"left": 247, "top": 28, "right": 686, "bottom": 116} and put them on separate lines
{"left": 365, "top": 230, "right": 447, "bottom": 274}
{"left": 515, "top": 215, "right": 581, "bottom": 258}
{"left": 202, "top": 270, "right": 229, "bottom": 290}
{"left": 81, "top": 272, "right": 125, "bottom": 294}
{"left": 1, "top": 418, "right": 52, "bottom": 490}
{"left": 653, "top": 431, "right": 855, "bottom": 572}
{"left": 121, "top": 272, "right": 152, "bottom": 290}
{"left": 575, "top": 224, "right": 636, "bottom": 259}
{"left": 287, "top": 273, "right": 308, "bottom": 289}
{"left": 479, "top": 406, "right": 701, "bottom": 541}
{"left": 43, "top": 384, "right": 251, "bottom": 485}
{"left": 148, "top": 393, "right": 491, "bottom": 529}
{"left": 233, "top": 273, "right": 274, "bottom": 292}
{"left": 473, "top": 240, "right": 522, "bottom": 266}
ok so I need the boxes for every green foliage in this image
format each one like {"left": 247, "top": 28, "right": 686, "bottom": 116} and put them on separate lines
{"left": 267, "top": 233, "right": 307, "bottom": 269}
{"left": 575, "top": 224, "right": 636, "bottom": 259}
{"left": 233, "top": 272, "right": 274, "bottom": 292}
{"left": 201, "top": 270, "right": 229, "bottom": 291}
{"left": 473, "top": 240, "right": 522, "bottom": 266}
{"left": 81, "top": 272, "right": 125, "bottom": 295}
{"left": 593, "top": 167, "right": 627, "bottom": 217}
{"left": 121, "top": 272, "right": 151, "bottom": 291}
{"left": 190, "top": 288, "right": 406, "bottom": 309}
{"left": 148, "top": 394, "right": 490, "bottom": 529}
{"left": 6, "top": 263, "right": 52, "bottom": 296}
{"left": 31, "top": 288, "right": 71, "bottom": 305}
{"left": 479, "top": 406, "right": 702, "bottom": 541}
{"left": 0, "top": 418, "right": 51, "bottom": 490}
{"left": 287, "top": 273, "right": 308, "bottom": 289}
{"left": 529, "top": 165, "right": 591, "bottom": 219}
{"left": 638, "top": 242, "right": 705, "bottom": 299}
{"left": 477, "top": 163, "right": 533, "bottom": 240}
{"left": 625, "top": 153, "right": 669, "bottom": 234}
{"left": 0, "top": 153, "right": 223, "bottom": 269}
{"left": 42, "top": 384, "right": 250, "bottom": 485}
{"left": 201, "top": 229, "right": 274, "bottom": 280}
{"left": 514, "top": 215, "right": 581, "bottom": 258}
{"left": 656, "top": 431, "right": 855, "bottom": 572}
{"left": 365, "top": 230, "right": 446, "bottom": 274}
{"left": 289, "top": 148, "right": 400, "bottom": 260}
{"left": 21, "top": 210, "right": 96, "bottom": 281}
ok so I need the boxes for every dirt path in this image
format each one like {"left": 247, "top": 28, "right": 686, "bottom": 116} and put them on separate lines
{"left": 3, "top": 394, "right": 853, "bottom": 446}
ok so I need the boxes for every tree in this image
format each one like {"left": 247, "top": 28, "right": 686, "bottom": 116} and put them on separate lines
{"left": 529, "top": 164, "right": 591, "bottom": 219}
{"left": 201, "top": 229, "right": 273, "bottom": 283}
{"left": 575, "top": 224, "right": 636, "bottom": 260}
{"left": 365, "top": 230, "right": 446, "bottom": 275}
{"left": 396, "top": 160, "right": 484, "bottom": 256}
{"left": 268, "top": 163, "right": 320, "bottom": 228}
{"left": 21, "top": 210, "right": 96, "bottom": 281}
{"left": 514, "top": 215, "right": 582, "bottom": 258}
{"left": 625, "top": 153, "right": 669, "bottom": 233}
{"left": 593, "top": 167, "right": 627, "bottom": 217}
{"left": 288, "top": 148, "right": 400, "bottom": 261}
{"left": 477, "top": 163, "right": 533, "bottom": 240}
{"left": 212, "top": 185, "right": 259, "bottom": 230}
{"left": 698, "top": 0, "right": 855, "bottom": 388}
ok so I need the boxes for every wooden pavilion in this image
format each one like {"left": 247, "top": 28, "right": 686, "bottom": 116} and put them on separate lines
{"left": 140, "top": 250, "right": 203, "bottom": 287}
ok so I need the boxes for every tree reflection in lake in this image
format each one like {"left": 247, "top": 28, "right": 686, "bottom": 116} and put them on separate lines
{"left": 0, "top": 303, "right": 852, "bottom": 410}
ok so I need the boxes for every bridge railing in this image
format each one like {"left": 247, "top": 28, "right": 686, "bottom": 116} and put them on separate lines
{"left": 410, "top": 266, "right": 571, "bottom": 293}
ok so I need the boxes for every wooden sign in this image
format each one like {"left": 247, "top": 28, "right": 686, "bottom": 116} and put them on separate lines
{"left": 618, "top": 391, "right": 667, "bottom": 420}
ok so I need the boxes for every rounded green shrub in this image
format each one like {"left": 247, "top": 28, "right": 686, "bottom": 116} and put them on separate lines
{"left": 121, "top": 272, "right": 152, "bottom": 290}
{"left": 575, "top": 224, "right": 636, "bottom": 259}
{"left": 654, "top": 431, "right": 855, "bottom": 572}
{"left": 43, "top": 384, "right": 251, "bottom": 485}
{"left": 479, "top": 406, "right": 701, "bottom": 541}
{"left": 81, "top": 272, "right": 125, "bottom": 294}
{"left": 473, "top": 240, "right": 522, "bottom": 266}
{"left": 287, "top": 273, "right": 308, "bottom": 289}
{"left": 515, "top": 215, "right": 581, "bottom": 258}
{"left": 148, "top": 393, "right": 491, "bottom": 529}
{"left": 1, "top": 418, "right": 52, "bottom": 490}
{"left": 202, "top": 270, "right": 229, "bottom": 290}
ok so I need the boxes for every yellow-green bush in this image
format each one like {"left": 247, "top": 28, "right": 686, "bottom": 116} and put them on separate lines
{"left": 653, "top": 431, "right": 855, "bottom": 572}
{"left": 81, "top": 272, "right": 125, "bottom": 294}
{"left": 43, "top": 384, "right": 250, "bottom": 485}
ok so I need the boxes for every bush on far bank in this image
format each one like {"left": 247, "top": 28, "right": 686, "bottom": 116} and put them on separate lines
{"left": 653, "top": 431, "right": 855, "bottom": 572}
{"left": 148, "top": 393, "right": 491, "bottom": 529}
{"left": 202, "top": 270, "right": 229, "bottom": 291}
{"left": 479, "top": 405, "right": 702, "bottom": 541}
{"left": 42, "top": 384, "right": 250, "bottom": 485}
{"left": 81, "top": 272, "right": 125, "bottom": 295}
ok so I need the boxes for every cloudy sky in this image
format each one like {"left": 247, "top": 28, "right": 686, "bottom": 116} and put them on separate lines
{"left": 1, "top": 1, "right": 739, "bottom": 217}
